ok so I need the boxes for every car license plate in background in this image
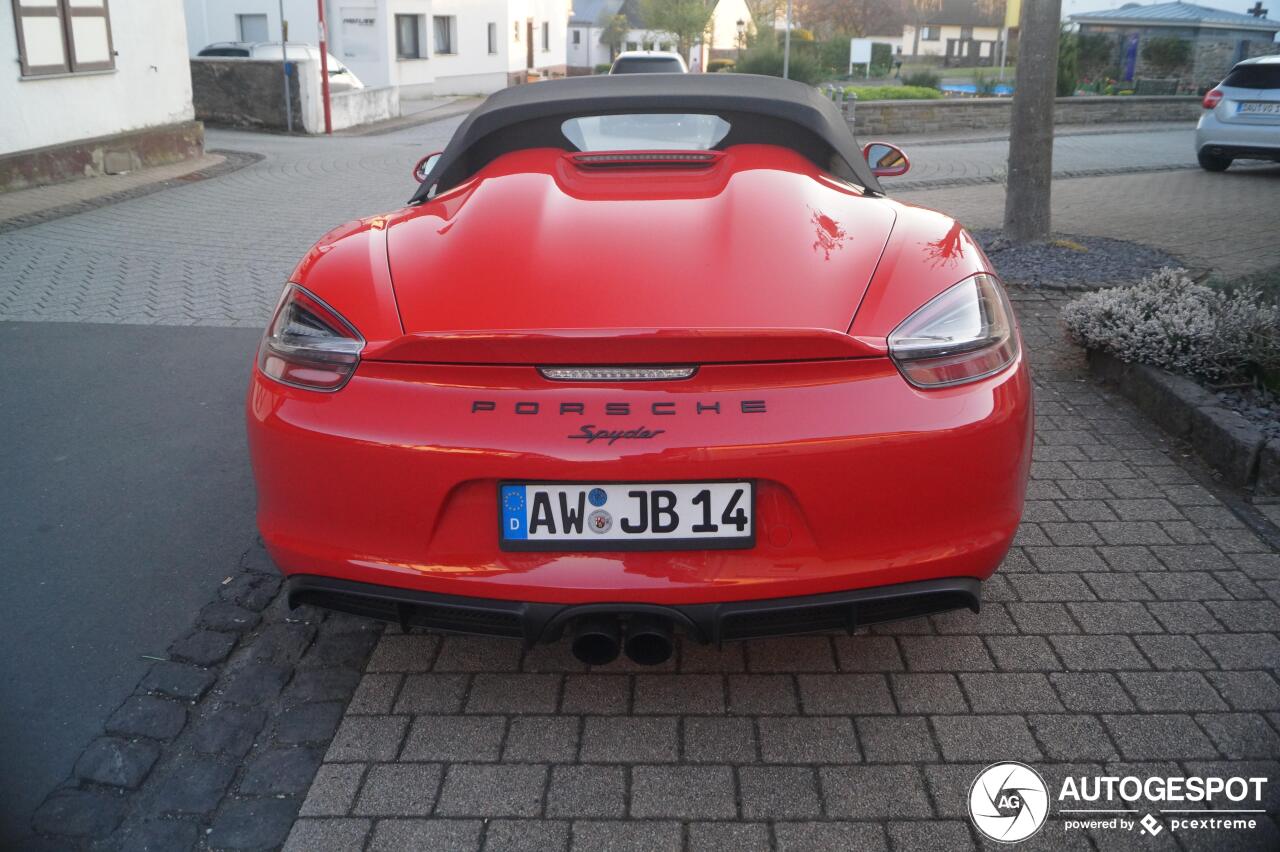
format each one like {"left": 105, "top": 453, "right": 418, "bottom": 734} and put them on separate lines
{"left": 500, "top": 481, "right": 754, "bottom": 551}
{"left": 1238, "top": 102, "right": 1280, "bottom": 115}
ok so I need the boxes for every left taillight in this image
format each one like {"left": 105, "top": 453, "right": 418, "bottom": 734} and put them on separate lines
{"left": 257, "top": 284, "right": 365, "bottom": 391}
{"left": 888, "top": 273, "right": 1019, "bottom": 388}
{"left": 1202, "top": 88, "right": 1223, "bottom": 109}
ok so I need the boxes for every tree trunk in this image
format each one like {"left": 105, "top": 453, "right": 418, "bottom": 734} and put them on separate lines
{"left": 1002, "top": 0, "right": 1062, "bottom": 244}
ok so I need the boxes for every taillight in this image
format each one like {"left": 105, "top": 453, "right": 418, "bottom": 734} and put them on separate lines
{"left": 888, "top": 273, "right": 1019, "bottom": 388}
{"left": 257, "top": 284, "right": 364, "bottom": 391}
{"left": 1202, "top": 88, "right": 1223, "bottom": 109}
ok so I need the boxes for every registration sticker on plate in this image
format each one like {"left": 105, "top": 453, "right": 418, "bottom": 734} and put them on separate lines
{"left": 500, "top": 481, "right": 754, "bottom": 551}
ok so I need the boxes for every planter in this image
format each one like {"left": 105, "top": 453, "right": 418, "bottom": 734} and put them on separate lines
{"left": 1087, "top": 350, "right": 1277, "bottom": 496}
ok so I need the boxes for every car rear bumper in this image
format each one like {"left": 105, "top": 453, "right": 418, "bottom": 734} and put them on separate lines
{"left": 1196, "top": 111, "right": 1280, "bottom": 159}
{"left": 288, "top": 573, "right": 982, "bottom": 645}
{"left": 248, "top": 355, "right": 1032, "bottom": 606}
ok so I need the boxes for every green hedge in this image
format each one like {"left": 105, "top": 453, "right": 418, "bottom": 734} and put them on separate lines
{"left": 843, "top": 85, "right": 943, "bottom": 100}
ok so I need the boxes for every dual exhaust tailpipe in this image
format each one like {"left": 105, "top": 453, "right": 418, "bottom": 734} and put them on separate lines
{"left": 569, "top": 615, "right": 673, "bottom": 666}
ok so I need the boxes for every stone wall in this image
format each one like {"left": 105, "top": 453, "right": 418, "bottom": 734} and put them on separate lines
{"left": 846, "top": 95, "right": 1202, "bottom": 137}
{"left": 0, "top": 121, "right": 204, "bottom": 192}
{"left": 191, "top": 59, "right": 303, "bottom": 132}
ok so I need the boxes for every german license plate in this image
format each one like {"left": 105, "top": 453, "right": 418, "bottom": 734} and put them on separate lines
{"left": 500, "top": 481, "right": 754, "bottom": 551}
{"left": 1238, "top": 102, "right": 1280, "bottom": 115}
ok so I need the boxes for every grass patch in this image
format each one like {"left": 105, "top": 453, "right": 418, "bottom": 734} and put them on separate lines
{"left": 844, "top": 85, "right": 944, "bottom": 100}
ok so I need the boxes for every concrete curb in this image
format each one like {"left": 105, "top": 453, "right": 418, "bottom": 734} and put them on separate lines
{"left": 1086, "top": 349, "right": 1278, "bottom": 496}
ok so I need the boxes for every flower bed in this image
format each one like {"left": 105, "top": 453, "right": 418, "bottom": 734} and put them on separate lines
{"left": 1065, "top": 269, "right": 1280, "bottom": 494}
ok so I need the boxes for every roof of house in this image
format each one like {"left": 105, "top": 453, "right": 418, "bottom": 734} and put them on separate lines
{"left": 1070, "top": 2, "right": 1280, "bottom": 32}
{"left": 620, "top": 0, "right": 647, "bottom": 28}
{"left": 911, "top": 0, "right": 1004, "bottom": 28}
{"left": 569, "top": 0, "right": 625, "bottom": 25}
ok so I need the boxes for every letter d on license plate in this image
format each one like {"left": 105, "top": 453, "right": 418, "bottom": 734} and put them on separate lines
{"left": 499, "top": 481, "right": 754, "bottom": 551}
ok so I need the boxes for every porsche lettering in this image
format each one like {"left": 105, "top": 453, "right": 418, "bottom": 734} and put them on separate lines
{"left": 470, "top": 400, "right": 767, "bottom": 415}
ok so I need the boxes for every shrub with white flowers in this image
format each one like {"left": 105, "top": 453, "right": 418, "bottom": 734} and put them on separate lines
{"left": 1062, "top": 267, "right": 1280, "bottom": 384}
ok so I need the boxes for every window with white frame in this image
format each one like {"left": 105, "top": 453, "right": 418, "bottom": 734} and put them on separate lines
{"left": 541, "top": 20, "right": 549, "bottom": 51}
{"left": 572, "top": 28, "right": 580, "bottom": 45}
{"left": 396, "top": 14, "right": 423, "bottom": 59}
{"left": 433, "top": 15, "right": 455, "bottom": 54}
{"left": 488, "top": 21, "right": 497, "bottom": 53}
{"left": 921, "top": 25, "right": 940, "bottom": 41}
{"left": 237, "top": 13, "right": 268, "bottom": 43}
{"left": 12, "top": 0, "right": 115, "bottom": 77}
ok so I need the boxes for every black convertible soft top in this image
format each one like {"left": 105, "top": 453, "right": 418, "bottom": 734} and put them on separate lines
{"left": 409, "top": 73, "right": 882, "bottom": 203}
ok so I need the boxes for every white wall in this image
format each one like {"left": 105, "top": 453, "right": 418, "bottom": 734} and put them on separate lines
{"left": 705, "top": 0, "right": 753, "bottom": 51}
{"left": 294, "top": 57, "right": 401, "bottom": 130}
{"left": 1, "top": 0, "right": 195, "bottom": 155}
{"left": 567, "top": 24, "right": 606, "bottom": 68}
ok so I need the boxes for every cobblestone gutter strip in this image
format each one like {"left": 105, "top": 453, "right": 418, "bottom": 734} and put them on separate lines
{"left": 26, "top": 544, "right": 382, "bottom": 851}
{"left": 1087, "top": 350, "right": 1280, "bottom": 500}
{"left": 0, "top": 151, "right": 263, "bottom": 236}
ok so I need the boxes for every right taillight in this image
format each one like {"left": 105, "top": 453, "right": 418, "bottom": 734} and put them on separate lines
{"left": 257, "top": 284, "right": 364, "bottom": 391}
{"left": 1202, "top": 88, "right": 1223, "bottom": 109}
{"left": 888, "top": 273, "right": 1019, "bottom": 388}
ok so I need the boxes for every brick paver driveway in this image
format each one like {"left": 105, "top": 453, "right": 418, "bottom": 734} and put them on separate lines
{"left": 287, "top": 289, "right": 1280, "bottom": 852}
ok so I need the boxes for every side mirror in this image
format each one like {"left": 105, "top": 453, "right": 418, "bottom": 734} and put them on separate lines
{"left": 413, "top": 152, "right": 442, "bottom": 183}
{"left": 863, "top": 142, "right": 910, "bottom": 178}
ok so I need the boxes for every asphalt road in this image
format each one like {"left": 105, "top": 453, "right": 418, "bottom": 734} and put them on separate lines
{"left": 0, "top": 322, "right": 261, "bottom": 843}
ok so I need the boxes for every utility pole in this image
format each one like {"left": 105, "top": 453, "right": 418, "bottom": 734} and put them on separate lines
{"left": 783, "top": 0, "right": 792, "bottom": 79}
{"left": 1002, "top": 0, "right": 1061, "bottom": 244}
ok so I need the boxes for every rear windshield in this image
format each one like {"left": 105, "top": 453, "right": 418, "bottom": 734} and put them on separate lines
{"left": 561, "top": 114, "right": 731, "bottom": 151}
{"left": 612, "top": 57, "right": 684, "bottom": 74}
{"left": 1223, "top": 65, "right": 1280, "bottom": 89}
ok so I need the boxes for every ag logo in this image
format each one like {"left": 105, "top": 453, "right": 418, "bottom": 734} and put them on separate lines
{"left": 968, "top": 762, "right": 1050, "bottom": 843}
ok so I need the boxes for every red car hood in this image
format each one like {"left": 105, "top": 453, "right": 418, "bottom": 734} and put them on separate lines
{"left": 383, "top": 146, "right": 897, "bottom": 362}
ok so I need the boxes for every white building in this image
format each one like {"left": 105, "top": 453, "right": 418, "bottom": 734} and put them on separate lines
{"left": 567, "top": 0, "right": 754, "bottom": 73}
{"left": 902, "top": 0, "right": 1003, "bottom": 62}
{"left": 184, "top": 0, "right": 568, "bottom": 97}
{"left": 2, "top": 0, "right": 201, "bottom": 189}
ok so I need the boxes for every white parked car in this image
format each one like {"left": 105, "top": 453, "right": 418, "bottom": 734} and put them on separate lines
{"left": 1195, "top": 54, "right": 1280, "bottom": 171}
{"left": 196, "top": 42, "right": 365, "bottom": 92}
{"left": 609, "top": 51, "right": 688, "bottom": 74}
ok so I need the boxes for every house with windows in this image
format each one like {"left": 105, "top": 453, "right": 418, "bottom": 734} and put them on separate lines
{"left": 901, "top": 0, "right": 1004, "bottom": 64}
{"left": 1070, "top": 1, "right": 1279, "bottom": 89}
{"left": 184, "top": 0, "right": 568, "bottom": 96}
{"left": 567, "top": 0, "right": 754, "bottom": 73}
{"left": 2, "top": 0, "right": 202, "bottom": 191}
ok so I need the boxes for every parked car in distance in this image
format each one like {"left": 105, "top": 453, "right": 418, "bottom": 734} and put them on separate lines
{"left": 196, "top": 42, "right": 365, "bottom": 91}
{"left": 610, "top": 51, "right": 687, "bottom": 74}
{"left": 1196, "top": 54, "right": 1280, "bottom": 171}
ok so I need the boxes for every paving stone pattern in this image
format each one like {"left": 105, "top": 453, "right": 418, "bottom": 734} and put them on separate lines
{"left": 288, "top": 293, "right": 1280, "bottom": 851}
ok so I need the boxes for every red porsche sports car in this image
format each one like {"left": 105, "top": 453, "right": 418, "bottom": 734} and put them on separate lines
{"left": 248, "top": 75, "right": 1032, "bottom": 666}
